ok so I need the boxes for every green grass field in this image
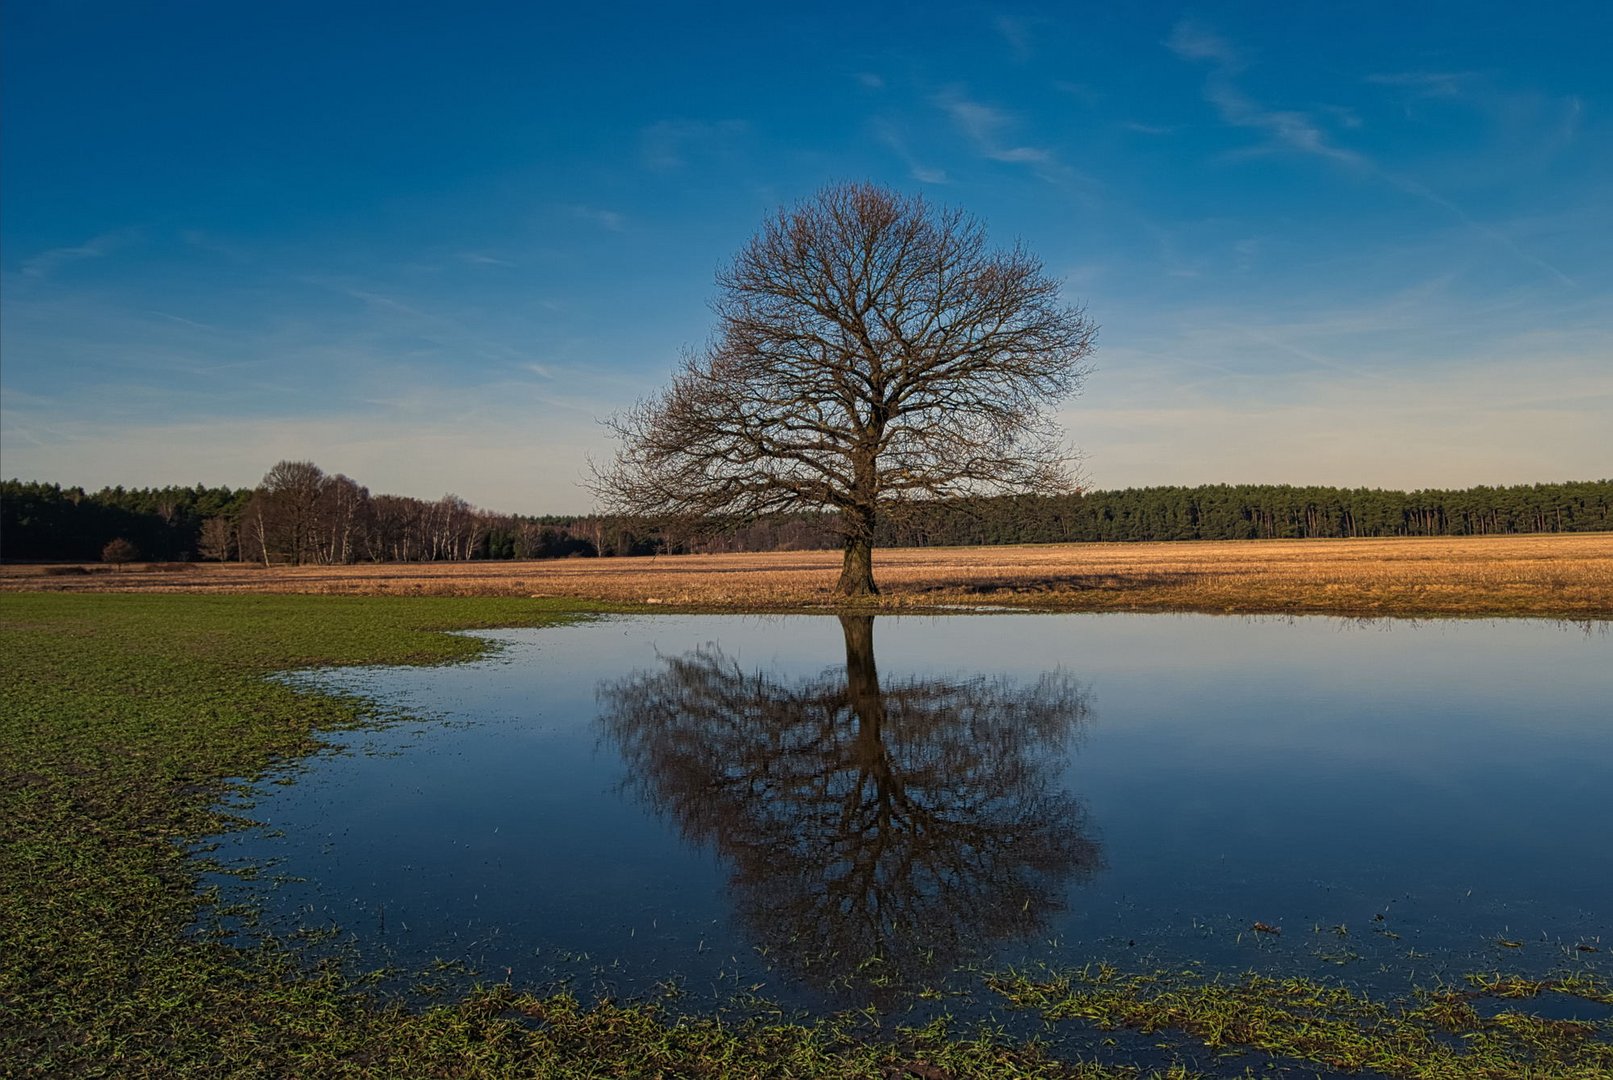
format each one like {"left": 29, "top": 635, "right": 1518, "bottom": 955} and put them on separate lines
{"left": 3, "top": 593, "right": 1608, "bottom": 1078}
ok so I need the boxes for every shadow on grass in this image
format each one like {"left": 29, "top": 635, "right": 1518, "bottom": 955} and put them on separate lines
{"left": 925, "top": 571, "right": 1201, "bottom": 595}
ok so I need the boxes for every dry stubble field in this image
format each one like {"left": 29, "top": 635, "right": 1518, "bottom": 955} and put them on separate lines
{"left": 4, "top": 533, "right": 1610, "bottom": 618}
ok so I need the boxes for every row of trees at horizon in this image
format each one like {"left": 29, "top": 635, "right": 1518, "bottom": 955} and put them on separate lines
{"left": 694, "top": 480, "right": 1613, "bottom": 551}
{"left": 3, "top": 468, "right": 1609, "bottom": 565}
{"left": 874, "top": 479, "right": 1613, "bottom": 547}
{"left": 0, "top": 466, "right": 614, "bottom": 565}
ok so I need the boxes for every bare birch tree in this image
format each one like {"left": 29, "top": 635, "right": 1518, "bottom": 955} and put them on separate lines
{"left": 593, "top": 183, "right": 1097, "bottom": 595}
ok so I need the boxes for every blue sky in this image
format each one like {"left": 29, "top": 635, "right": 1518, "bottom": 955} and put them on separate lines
{"left": 3, "top": 2, "right": 1608, "bottom": 512}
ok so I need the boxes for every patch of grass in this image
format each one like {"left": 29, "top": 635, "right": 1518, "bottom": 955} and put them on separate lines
{"left": 989, "top": 963, "right": 1613, "bottom": 1079}
{"left": 1466, "top": 972, "right": 1613, "bottom": 1005}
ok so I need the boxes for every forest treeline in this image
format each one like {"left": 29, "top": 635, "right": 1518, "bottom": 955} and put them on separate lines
{"left": 875, "top": 479, "right": 1613, "bottom": 547}
{"left": 2, "top": 466, "right": 1609, "bottom": 564}
{"left": 0, "top": 464, "right": 606, "bottom": 564}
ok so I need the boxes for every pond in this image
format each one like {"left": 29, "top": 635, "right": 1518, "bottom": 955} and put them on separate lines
{"left": 201, "top": 613, "right": 1610, "bottom": 1018}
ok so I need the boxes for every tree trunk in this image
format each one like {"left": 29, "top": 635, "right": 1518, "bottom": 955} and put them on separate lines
{"left": 841, "top": 614, "right": 878, "bottom": 709}
{"left": 840, "top": 615, "right": 892, "bottom": 791}
{"left": 836, "top": 536, "right": 878, "bottom": 596}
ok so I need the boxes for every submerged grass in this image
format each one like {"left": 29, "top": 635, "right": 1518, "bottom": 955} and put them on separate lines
{"left": 2, "top": 592, "right": 1608, "bottom": 1077}
{"left": 989, "top": 964, "right": 1613, "bottom": 1079}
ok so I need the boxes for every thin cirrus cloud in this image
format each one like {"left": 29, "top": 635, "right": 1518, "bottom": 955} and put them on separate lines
{"left": 567, "top": 205, "right": 627, "bottom": 232}
{"left": 1166, "top": 20, "right": 1364, "bottom": 168}
{"left": 993, "top": 15, "right": 1035, "bottom": 63}
{"left": 639, "top": 118, "right": 747, "bottom": 171}
{"left": 1165, "top": 19, "right": 1577, "bottom": 287}
{"left": 1163, "top": 19, "right": 1241, "bottom": 66}
{"left": 1363, "top": 71, "right": 1475, "bottom": 99}
{"left": 870, "top": 120, "right": 949, "bottom": 184}
{"left": 19, "top": 228, "right": 143, "bottom": 278}
{"left": 1367, "top": 69, "right": 1584, "bottom": 157}
{"left": 932, "top": 87, "right": 1098, "bottom": 195}
{"left": 936, "top": 89, "right": 1055, "bottom": 165}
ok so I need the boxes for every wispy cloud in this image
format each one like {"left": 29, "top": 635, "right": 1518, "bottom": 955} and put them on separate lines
{"left": 1553, "top": 96, "right": 1585, "bottom": 152}
{"left": 300, "top": 278, "right": 555, "bottom": 368}
{"left": 1378, "top": 173, "right": 1576, "bottom": 286}
{"left": 855, "top": 71, "right": 884, "bottom": 90}
{"left": 20, "top": 228, "right": 141, "bottom": 278}
{"left": 458, "top": 251, "right": 515, "bottom": 267}
{"left": 1142, "top": 221, "right": 1204, "bottom": 279}
{"left": 1321, "top": 104, "right": 1363, "bottom": 130}
{"left": 937, "top": 89, "right": 1055, "bottom": 165}
{"left": 639, "top": 118, "right": 746, "bottom": 171}
{"left": 567, "top": 205, "right": 627, "bottom": 232}
{"left": 871, "top": 121, "right": 949, "bottom": 184}
{"left": 932, "top": 88, "right": 1100, "bottom": 195}
{"left": 1168, "top": 22, "right": 1365, "bottom": 169}
{"left": 146, "top": 310, "right": 214, "bottom": 330}
{"left": 1208, "top": 82, "right": 1367, "bottom": 167}
{"left": 1365, "top": 71, "right": 1475, "bottom": 99}
{"left": 1053, "top": 81, "right": 1102, "bottom": 106}
{"left": 1369, "top": 71, "right": 1583, "bottom": 160}
{"left": 342, "top": 287, "right": 432, "bottom": 319}
{"left": 1167, "top": 19, "right": 1575, "bottom": 286}
{"left": 1165, "top": 21, "right": 1240, "bottom": 68}
{"left": 994, "top": 15, "right": 1035, "bottom": 63}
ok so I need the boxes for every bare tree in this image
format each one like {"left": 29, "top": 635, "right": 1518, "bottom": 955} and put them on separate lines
{"left": 593, "top": 183, "right": 1097, "bottom": 595}
{"left": 197, "top": 516, "right": 236, "bottom": 562}
{"left": 315, "top": 474, "right": 369, "bottom": 564}
{"left": 366, "top": 494, "right": 420, "bottom": 561}
{"left": 254, "top": 460, "right": 327, "bottom": 565}
{"left": 427, "top": 494, "right": 479, "bottom": 561}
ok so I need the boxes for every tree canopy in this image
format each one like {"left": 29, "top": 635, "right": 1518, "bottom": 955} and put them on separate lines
{"left": 593, "top": 182, "right": 1099, "bottom": 595}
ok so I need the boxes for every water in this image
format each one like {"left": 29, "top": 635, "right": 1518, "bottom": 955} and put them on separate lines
{"left": 199, "top": 613, "right": 1611, "bottom": 1015}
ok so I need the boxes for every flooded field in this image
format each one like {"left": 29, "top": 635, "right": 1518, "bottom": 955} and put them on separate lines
{"left": 201, "top": 614, "right": 1611, "bottom": 1018}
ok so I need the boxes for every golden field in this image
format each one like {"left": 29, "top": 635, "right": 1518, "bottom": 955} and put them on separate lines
{"left": 3, "top": 533, "right": 1610, "bottom": 618}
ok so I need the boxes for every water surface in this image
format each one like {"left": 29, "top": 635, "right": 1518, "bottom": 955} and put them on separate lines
{"left": 202, "top": 614, "right": 1611, "bottom": 1013}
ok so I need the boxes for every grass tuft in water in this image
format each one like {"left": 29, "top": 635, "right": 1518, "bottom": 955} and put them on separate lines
{"left": 989, "top": 963, "right": 1613, "bottom": 1078}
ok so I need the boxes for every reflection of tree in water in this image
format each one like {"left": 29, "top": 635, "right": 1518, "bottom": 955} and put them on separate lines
{"left": 598, "top": 616, "right": 1101, "bottom": 994}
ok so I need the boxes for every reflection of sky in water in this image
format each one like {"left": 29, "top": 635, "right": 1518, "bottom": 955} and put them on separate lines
{"left": 201, "top": 614, "right": 1611, "bottom": 1012}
